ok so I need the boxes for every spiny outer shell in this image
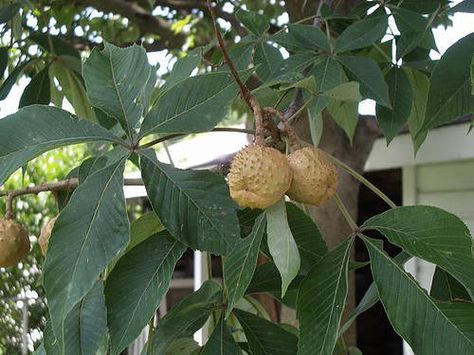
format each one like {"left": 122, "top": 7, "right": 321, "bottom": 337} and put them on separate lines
{"left": 39, "top": 216, "right": 58, "bottom": 256}
{"left": 0, "top": 219, "right": 30, "bottom": 267}
{"left": 227, "top": 145, "right": 292, "bottom": 209}
{"left": 287, "top": 147, "right": 338, "bottom": 205}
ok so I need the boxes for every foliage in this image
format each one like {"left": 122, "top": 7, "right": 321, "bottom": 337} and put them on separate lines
{"left": 0, "top": 0, "right": 473, "bottom": 354}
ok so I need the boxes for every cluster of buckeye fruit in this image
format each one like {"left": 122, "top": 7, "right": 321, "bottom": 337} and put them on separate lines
{"left": 0, "top": 215, "right": 56, "bottom": 268}
{"left": 227, "top": 143, "right": 338, "bottom": 209}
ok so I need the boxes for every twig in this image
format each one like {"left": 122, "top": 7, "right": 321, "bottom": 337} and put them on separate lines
{"left": 264, "top": 107, "right": 301, "bottom": 150}
{"left": 206, "top": 0, "right": 266, "bottom": 145}
{"left": 334, "top": 193, "right": 358, "bottom": 232}
{"left": 1, "top": 178, "right": 79, "bottom": 199}
{"left": 327, "top": 154, "right": 397, "bottom": 209}
{"left": 206, "top": 0, "right": 253, "bottom": 108}
{"left": 140, "top": 127, "right": 255, "bottom": 149}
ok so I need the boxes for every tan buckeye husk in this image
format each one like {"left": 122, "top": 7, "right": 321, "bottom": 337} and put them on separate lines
{"left": 287, "top": 147, "right": 338, "bottom": 205}
{"left": 39, "top": 216, "right": 58, "bottom": 256}
{"left": 227, "top": 145, "right": 292, "bottom": 209}
{"left": 0, "top": 218, "right": 30, "bottom": 267}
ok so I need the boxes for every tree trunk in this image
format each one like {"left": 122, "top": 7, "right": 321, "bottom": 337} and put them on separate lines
{"left": 284, "top": 0, "right": 378, "bottom": 347}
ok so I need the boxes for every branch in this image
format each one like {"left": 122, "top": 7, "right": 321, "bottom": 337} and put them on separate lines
{"left": 75, "top": 0, "right": 186, "bottom": 50}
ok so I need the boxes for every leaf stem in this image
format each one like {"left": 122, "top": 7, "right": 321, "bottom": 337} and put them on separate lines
{"left": 327, "top": 154, "right": 397, "bottom": 209}
{"left": 139, "top": 127, "right": 255, "bottom": 149}
{"left": 334, "top": 193, "right": 358, "bottom": 232}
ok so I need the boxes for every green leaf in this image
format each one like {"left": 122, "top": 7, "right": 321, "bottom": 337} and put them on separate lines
{"left": 363, "top": 237, "right": 474, "bottom": 355}
{"left": 287, "top": 24, "right": 331, "bottom": 52}
{"left": 83, "top": 43, "right": 151, "bottom": 138}
{"left": 266, "top": 200, "right": 301, "bottom": 297}
{"left": 286, "top": 202, "right": 327, "bottom": 273}
{"left": 322, "top": 82, "right": 362, "bottom": 102}
{"left": 165, "top": 338, "right": 200, "bottom": 355}
{"left": 106, "top": 230, "right": 186, "bottom": 355}
{"left": 327, "top": 99, "right": 359, "bottom": 143}
{"left": 0, "top": 47, "right": 8, "bottom": 78}
{"left": 404, "top": 67, "right": 429, "bottom": 149}
{"left": 235, "top": 9, "right": 269, "bottom": 36}
{"left": 148, "top": 281, "right": 223, "bottom": 355}
{"left": 334, "top": 15, "right": 388, "bottom": 53}
{"left": 362, "top": 206, "right": 474, "bottom": 299}
{"left": 376, "top": 67, "right": 413, "bottom": 144}
{"left": 126, "top": 211, "right": 163, "bottom": 253}
{"left": 201, "top": 314, "right": 241, "bottom": 355}
{"left": 430, "top": 266, "right": 472, "bottom": 302}
{"left": 44, "top": 158, "right": 130, "bottom": 352}
{"left": 50, "top": 62, "right": 97, "bottom": 121}
{"left": 297, "top": 238, "right": 353, "bottom": 355}
{"left": 19, "top": 65, "right": 51, "bottom": 108}
{"left": 340, "top": 251, "right": 412, "bottom": 335}
{"left": 338, "top": 56, "right": 391, "bottom": 108}
{"left": 139, "top": 149, "right": 240, "bottom": 255}
{"left": 139, "top": 69, "right": 251, "bottom": 137}
{"left": 233, "top": 309, "right": 298, "bottom": 355}
{"left": 246, "top": 262, "right": 304, "bottom": 294}
{"left": 224, "top": 214, "right": 266, "bottom": 318}
{"left": 418, "top": 33, "right": 474, "bottom": 136}
{"left": 0, "top": 105, "right": 123, "bottom": 185}
{"left": 0, "top": 3, "right": 20, "bottom": 23}
{"left": 309, "top": 56, "right": 345, "bottom": 117}
{"left": 255, "top": 42, "right": 284, "bottom": 82}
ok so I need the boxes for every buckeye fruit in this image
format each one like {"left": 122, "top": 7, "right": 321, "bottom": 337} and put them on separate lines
{"left": 39, "top": 216, "right": 58, "bottom": 256}
{"left": 0, "top": 218, "right": 30, "bottom": 267}
{"left": 286, "top": 147, "right": 338, "bottom": 205}
{"left": 227, "top": 145, "right": 292, "bottom": 209}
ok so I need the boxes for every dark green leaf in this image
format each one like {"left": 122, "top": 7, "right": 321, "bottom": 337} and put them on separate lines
{"left": 106, "top": 231, "right": 186, "bottom": 355}
{"left": 140, "top": 69, "right": 251, "bottom": 137}
{"left": 44, "top": 158, "right": 130, "bottom": 352}
{"left": 0, "top": 47, "right": 8, "bottom": 78}
{"left": 430, "top": 267, "right": 472, "bottom": 302}
{"left": 246, "top": 262, "right": 304, "bottom": 294}
{"left": 233, "top": 309, "right": 298, "bottom": 355}
{"left": 0, "top": 59, "right": 33, "bottom": 100}
{"left": 165, "top": 338, "right": 200, "bottom": 355}
{"left": 19, "top": 66, "right": 51, "bottom": 107}
{"left": 148, "top": 281, "right": 223, "bottom": 355}
{"left": 338, "top": 56, "right": 391, "bottom": 107}
{"left": 418, "top": 33, "right": 474, "bottom": 136}
{"left": 362, "top": 206, "right": 474, "bottom": 299}
{"left": 334, "top": 15, "right": 388, "bottom": 53}
{"left": 201, "top": 314, "right": 241, "bottom": 355}
{"left": 140, "top": 149, "right": 240, "bottom": 255}
{"left": 235, "top": 9, "right": 269, "bottom": 36}
{"left": 83, "top": 43, "right": 151, "bottom": 137}
{"left": 224, "top": 214, "right": 266, "bottom": 317}
{"left": 376, "top": 67, "right": 413, "bottom": 144}
{"left": 160, "top": 51, "right": 200, "bottom": 95}
{"left": 297, "top": 238, "right": 353, "bottom": 355}
{"left": 309, "top": 56, "right": 346, "bottom": 116}
{"left": 254, "top": 42, "right": 284, "bottom": 82}
{"left": 340, "top": 251, "right": 412, "bottom": 335}
{"left": 286, "top": 202, "right": 327, "bottom": 273}
{"left": 450, "top": 1, "right": 474, "bottom": 13}
{"left": 0, "top": 105, "right": 123, "bottom": 185}
{"left": 0, "top": 3, "right": 20, "bottom": 23}
{"left": 266, "top": 200, "right": 300, "bottom": 297}
{"left": 363, "top": 237, "right": 474, "bottom": 355}
{"left": 287, "top": 24, "right": 331, "bottom": 52}
{"left": 30, "top": 33, "right": 80, "bottom": 58}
